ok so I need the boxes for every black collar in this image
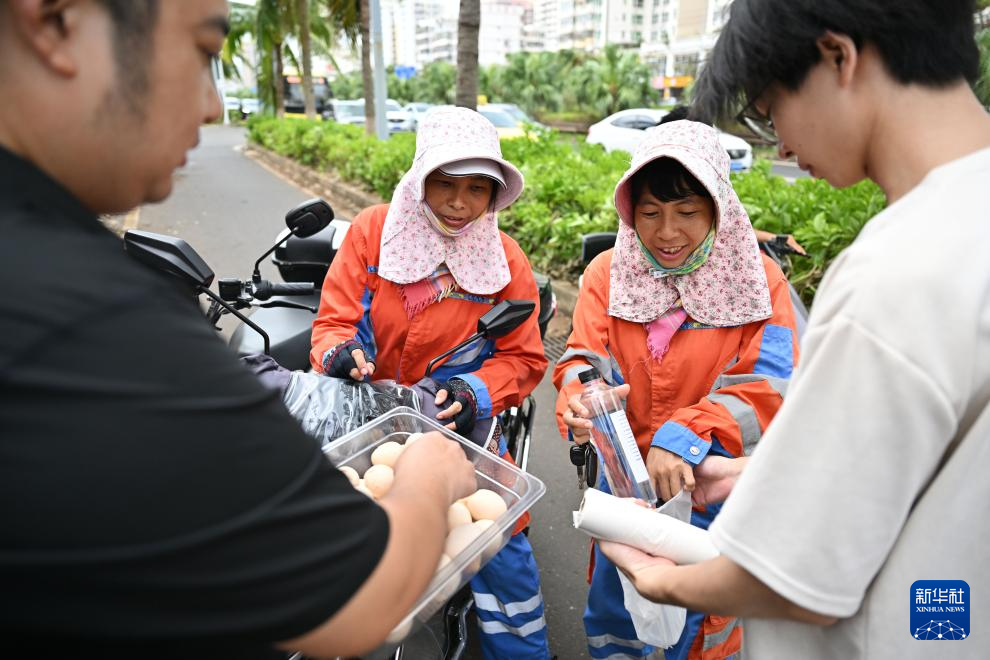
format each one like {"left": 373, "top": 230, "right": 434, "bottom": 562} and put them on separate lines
{"left": 0, "top": 144, "right": 105, "bottom": 232}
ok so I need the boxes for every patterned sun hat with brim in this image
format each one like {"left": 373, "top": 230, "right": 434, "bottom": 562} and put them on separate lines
{"left": 406, "top": 106, "right": 524, "bottom": 212}
{"left": 608, "top": 120, "right": 772, "bottom": 327}
{"left": 378, "top": 107, "right": 525, "bottom": 295}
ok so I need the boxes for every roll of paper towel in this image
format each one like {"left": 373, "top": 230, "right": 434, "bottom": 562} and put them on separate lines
{"left": 572, "top": 488, "right": 718, "bottom": 564}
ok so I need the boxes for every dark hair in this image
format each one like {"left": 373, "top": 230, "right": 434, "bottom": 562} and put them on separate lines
{"left": 691, "top": 0, "right": 981, "bottom": 124}
{"left": 95, "top": 0, "right": 160, "bottom": 101}
{"left": 630, "top": 157, "right": 713, "bottom": 205}
{"left": 659, "top": 105, "right": 691, "bottom": 124}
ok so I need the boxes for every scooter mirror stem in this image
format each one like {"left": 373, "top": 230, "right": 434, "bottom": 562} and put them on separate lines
{"left": 251, "top": 228, "right": 300, "bottom": 284}
{"left": 198, "top": 285, "right": 271, "bottom": 355}
{"left": 425, "top": 331, "right": 482, "bottom": 379}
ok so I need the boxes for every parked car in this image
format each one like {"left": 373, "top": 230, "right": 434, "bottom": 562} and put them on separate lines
{"left": 477, "top": 105, "right": 527, "bottom": 139}
{"left": 485, "top": 103, "right": 546, "bottom": 129}
{"left": 223, "top": 96, "right": 242, "bottom": 120}
{"left": 239, "top": 98, "right": 260, "bottom": 119}
{"left": 587, "top": 108, "right": 753, "bottom": 171}
{"left": 328, "top": 98, "right": 415, "bottom": 133}
{"left": 328, "top": 99, "right": 366, "bottom": 126}
{"left": 402, "top": 102, "right": 437, "bottom": 130}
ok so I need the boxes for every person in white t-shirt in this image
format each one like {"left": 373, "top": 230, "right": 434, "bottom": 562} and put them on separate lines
{"left": 598, "top": 1, "right": 990, "bottom": 658}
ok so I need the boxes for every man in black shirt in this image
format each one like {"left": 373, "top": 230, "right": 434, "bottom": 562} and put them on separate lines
{"left": 0, "top": 1, "right": 476, "bottom": 657}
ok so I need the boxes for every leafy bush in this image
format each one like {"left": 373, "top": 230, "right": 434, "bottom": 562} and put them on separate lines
{"left": 731, "top": 160, "right": 886, "bottom": 303}
{"left": 248, "top": 117, "right": 886, "bottom": 305}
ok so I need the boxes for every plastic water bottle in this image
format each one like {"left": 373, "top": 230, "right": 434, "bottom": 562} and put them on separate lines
{"left": 579, "top": 367, "right": 658, "bottom": 506}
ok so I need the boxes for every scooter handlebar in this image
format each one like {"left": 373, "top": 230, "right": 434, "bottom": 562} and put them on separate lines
{"left": 253, "top": 280, "right": 315, "bottom": 300}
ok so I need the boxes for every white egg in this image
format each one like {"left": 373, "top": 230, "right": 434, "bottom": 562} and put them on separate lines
{"left": 447, "top": 501, "right": 473, "bottom": 532}
{"left": 472, "top": 519, "right": 503, "bottom": 561}
{"left": 371, "top": 441, "right": 404, "bottom": 467}
{"left": 404, "top": 432, "right": 424, "bottom": 445}
{"left": 339, "top": 465, "right": 360, "bottom": 486}
{"left": 354, "top": 480, "right": 374, "bottom": 498}
{"left": 445, "top": 523, "right": 484, "bottom": 573}
{"left": 364, "top": 464, "right": 395, "bottom": 499}
{"left": 386, "top": 617, "right": 413, "bottom": 644}
{"left": 437, "top": 553, "right": 451, "bottom": 573}
{"left": 464, "top": 489, "right": 507, "bottom": 521}
{"left": 426, "top": 567, "right": 459, "bottom": 617}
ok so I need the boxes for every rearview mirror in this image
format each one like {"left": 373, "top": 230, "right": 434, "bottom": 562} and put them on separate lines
{"left": 580, "top": 232, "right": 617, "bottom": 265}
{"left": 286, "top": 198, "right": 334, "bottom": 238}
{"left": 478, "top": 299, "right": 535, "bottom": 339}
{"left": 124, "top": 230, "right": 214, "bottom": 289}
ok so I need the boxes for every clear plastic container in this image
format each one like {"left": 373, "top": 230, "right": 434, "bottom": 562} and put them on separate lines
{"left": 579, "top": 368, "right": 658, "bottom": 506}
{"left": 321, "top": 406, "right": 547, "bottom": 655}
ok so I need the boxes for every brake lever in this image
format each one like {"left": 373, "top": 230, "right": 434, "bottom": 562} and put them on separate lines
{"left": 254, "top": 300, "right": 318, "bottom": 313}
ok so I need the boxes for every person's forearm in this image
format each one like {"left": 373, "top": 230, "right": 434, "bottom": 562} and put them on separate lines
{"left": 634, "top": 556, "right": 837, "bottom": 625}
{"left": 279, "top": 478, "right": 449, "bottom": 657}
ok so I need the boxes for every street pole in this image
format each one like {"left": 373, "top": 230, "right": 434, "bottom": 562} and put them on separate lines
{"left": 370, "top": 0, "right": 389, "bottom": 140}
{"left": 214, "top": 56, "right": 230, "bottom": 126}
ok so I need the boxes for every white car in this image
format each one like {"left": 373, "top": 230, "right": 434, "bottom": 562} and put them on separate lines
{"left": 587, "top": 108, "right": 753, "bottom": 172}
{"left": 329, "top": 99, "right": 415, "bottom": 132}
{"left": 402, "top": 102, "right": 436, "bottom": 130}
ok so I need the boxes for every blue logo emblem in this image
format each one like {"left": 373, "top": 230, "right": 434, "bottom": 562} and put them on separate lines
{"left": 910, "top": 580, "right": 969, "bottom": 640}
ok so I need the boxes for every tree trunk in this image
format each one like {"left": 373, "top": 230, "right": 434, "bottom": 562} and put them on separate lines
{"left": 297, "top": 0, "right": 316, "bottom": 119}
{"left": 360, "top": 0, "right": 375, "bottom": 135}
{"left": 455, "top": 0, "right": 480, "bottom": 109}
{"left": 273, "top": 42, "right": 286, "bottom": 118}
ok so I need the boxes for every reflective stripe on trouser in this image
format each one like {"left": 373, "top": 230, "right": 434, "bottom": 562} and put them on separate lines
{"left": 470, "top": 532, "right": 550, "bottom": 660}
{"left": 586, "top": 533, "right": 657, "bottom": 660}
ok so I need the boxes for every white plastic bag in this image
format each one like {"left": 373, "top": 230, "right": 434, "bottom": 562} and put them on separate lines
{"left": 617, "top": 490, "right": 694, "bottom": 649}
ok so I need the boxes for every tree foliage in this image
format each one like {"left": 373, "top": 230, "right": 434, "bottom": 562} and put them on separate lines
{"left": 976, "top": 28, "right": 990, "bottom": 108}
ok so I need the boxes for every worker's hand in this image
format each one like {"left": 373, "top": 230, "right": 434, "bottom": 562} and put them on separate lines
{"left": 692, "top": 456, "right": 748, "bottom": 506}
{"left": 435, "top": 379, "right": 478, "bottom": 434}
{"left": 782, "top": 234, "right": 807, "bottom": 256}
{"left": 647, "top": 446, "right": 695, "bottom": 503}
{"left": 324, "top": 340, "right": 376, "bottom": 381}
{"left": 562, "top": 383, "right": 631, "bottom": 445}
{"left": 394, "top": 431, "right": 476, "bottom": 503}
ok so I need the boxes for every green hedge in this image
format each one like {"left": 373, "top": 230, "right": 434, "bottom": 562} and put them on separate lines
{"left": 247, "top": 117, "right": 885, "bottom": 305}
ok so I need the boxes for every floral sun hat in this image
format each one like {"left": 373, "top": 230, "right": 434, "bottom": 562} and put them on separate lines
{"left": 608, "top": 120, "right": 772, "bottom": 327}
{"left": 378, "top": 106, "right": 525, "bottom": 295}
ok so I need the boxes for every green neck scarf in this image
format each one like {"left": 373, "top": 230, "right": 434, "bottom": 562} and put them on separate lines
{"left": 636, "top": 226, "right": 716, "bottom": 277}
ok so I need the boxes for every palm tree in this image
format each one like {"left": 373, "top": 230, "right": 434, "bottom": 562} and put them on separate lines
{"left": 581, "top": 44, "right": 653, "bottom": 116}
{"left": 248, "top": 0, "right": 296, "bottom": 117}
{"left": 319, "top": 0, "right": 362, "bottom": 104}
{"left": 296, "top": 0, "right": 316, "bottom": 118}
{"left": 323, "top": 0, "right": 372, "bottom": 132}
{"left": 359, "top": 0, "right": 376, "bottom": 134}
{"left": 455, "top": 0, "right": 480, "bottom": 109}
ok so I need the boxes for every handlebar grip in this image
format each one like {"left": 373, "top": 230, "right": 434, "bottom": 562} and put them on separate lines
{"left": 271, "top": 282, "right": 315, "bottom": 296}
{"left": 253, "top": 281, "right": 315, "bottom": 300}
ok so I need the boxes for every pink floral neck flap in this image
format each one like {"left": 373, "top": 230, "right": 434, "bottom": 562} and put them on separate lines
{"left": 608, "top": 120, "right": 772, "bottom": 327}
{"left": 378, "top": 107, "right": 525, "bottom": 295}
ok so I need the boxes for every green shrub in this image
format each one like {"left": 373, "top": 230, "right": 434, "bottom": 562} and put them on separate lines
{"left": 247, "top": 118, "right": 886, "bottom": 306}
{"left": 731, "top": 160, "right": 886, "bottom": 303}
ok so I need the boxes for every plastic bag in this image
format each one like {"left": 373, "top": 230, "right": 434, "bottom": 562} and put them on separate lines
{"left": 283, "top": 372, "right": 420, "bottom": 447}
{"left": 616, "top": 489, "right": 694, "bottom": 649}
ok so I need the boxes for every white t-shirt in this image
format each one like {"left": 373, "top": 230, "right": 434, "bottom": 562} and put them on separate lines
{"left": 709, "top": 147, "right": 990, "bottom": 659}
